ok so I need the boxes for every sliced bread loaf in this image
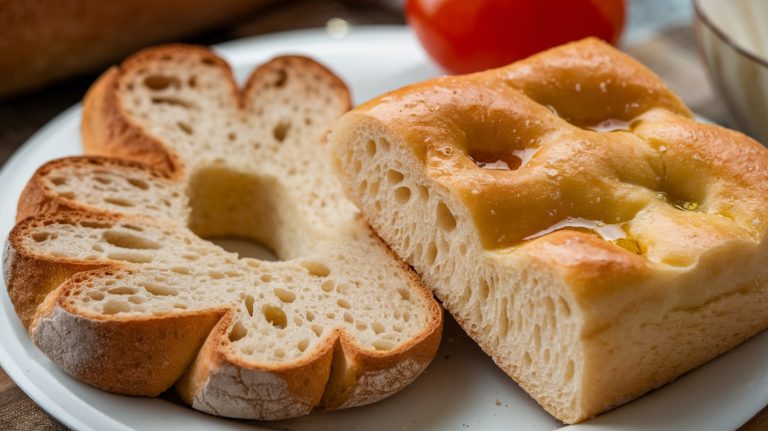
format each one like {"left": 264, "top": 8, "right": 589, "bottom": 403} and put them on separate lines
{"left": 4, "top": 46, "right": 442, "bottom": 419}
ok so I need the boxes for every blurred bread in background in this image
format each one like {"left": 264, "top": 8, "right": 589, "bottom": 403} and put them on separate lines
{"left": 0, "top": 0, "right": 273, "bottom": 98}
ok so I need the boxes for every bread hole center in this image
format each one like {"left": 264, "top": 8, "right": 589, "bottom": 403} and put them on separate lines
{"left": 188, "top": 166, "right": 311, "bottom": 261}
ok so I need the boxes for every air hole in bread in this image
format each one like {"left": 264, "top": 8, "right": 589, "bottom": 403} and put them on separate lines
{"left": 87, "top": 291, "right": 105, "bottom": 301}
{"left": 418, "top": 185, "right": 429, "bottom": 201}
{"left": 372, "top": 321, "right": 384, "bottom": 334}
{"left": 263, "top": 305, "right": 287, "bottom": 329}
{"left": 177, "top": 121, "right": 194, "bottom": 135}
{"left": 122, "top": 224, "right": 144, "bottom": 232}
{"left": 366, "top": 140, "right": 377, "bottom": 157}
{"left": 273, "top": 69, "right": 287, "bottom": 87}
{"left": 143, "top": 75, "right": 180, "bottom": 91}
{"left": 188, "top": 76, "right": 197, "bottom": 88}
{"left": 564, "top": 360, "right": 575, "bottom": 382}
{"left": 337, "top": 299, "right": 351, "bottom": 309}
{"left": 544, "top": 297, "right": 555, "bottom": 315}
{"left": 104, "top": 197, "right": 134, "bottom": 207}
{"left": 245, "top": 294, "right": 255, "bottom": 316}
{"left": 273, "top": 121, "right": 291, "bottom": 142}
{"left": 58, "top": 191, "right": 75, "bottom": 199}
{"left": 80, "top": 221, "right": 113, "bottom": 229}
{"left": 499, "top": 297, "right": 509, "bottom": 338}
{"left": 426, "top": 242, "right": 438, "bottom": 265}
{"left": 302, "top": 261, "right": 330, "bottom": 277}
{"left": 31, "top": 232, "right": 50, "bottom": 242}
{"left": 523, "top": 351, "right": 532, "bottom": 366}
{"left": 533, "top": 324, "right": 542, "bottom": 350}
{"left": 369, "top": 180, "right": 380, "bottom": 195}
{"left": 94, "top": 176, "right": 111, "bottom": 185}
{"left": 321, "top": 280, "right": 334, "bottom": 292}
{"left": 170, "top": 266, "right": 189, "bottom": 274}
{"left": 297, "top": 338, "right": 309, "bottom": 352}
{"left": 108, "top": 252, "right": 153, "bottom": 264}
{"left": 379, "top": 138, "right": 391, "bottom": 152}
{"left": 260, "top": 274, "right": 272, "bottom": 282}
{"left": 140, "top": 281, "right": 178, "bottom": 296}
{"left": 103, "top": 301, "right": 131, "bottom": 315}
{"left": 436, "top": 202, "right": 457, "bottom": 232}
{"left": 397, "top": 288, "right": 410, "bottom": 301}
{"left": 386, "top": 170, "right": 404, "bottom": 184}
{"left": 306, "top": 310, "right": 315, "bottom": 322}
{"left": 394, "top": 187, "right": 411, "bottom": 204}
{"left": 558, "top": 296, "right": 572, "bottom": 317}
{"left": 357, "top": 179, "right": 368, "bottom": 196}
{"left": 373, "top": 339, "right": 394, "bottom": 351}
{"left": 50, "top": 176, "right": 66, "bottom": 186}
{"left": 228, "top": 132, "right": 236, "bottom": 141}
{"left": 228, "top": 321, "right": 248, "bottom": 342}
{"left": 274, "top": 288, "right": 296, "bottom": 303}
{"left": 151, "top": 96, "right": 191, "bottom": 108}
{"left": 479, "top": 279, "right": 490, "bottom": 300}
{"left": 107, "top": 286, "right": 135, "bottom": 295}
{"left": 130, "top": 296, "right": 145, "bottom": 304}
{"left": 343, "top": 312, "right": 354, "bottom": 324}
{"left": 103, "top": 230, "right": 161, "bottom": 250}
{"left": 311, "top": 324, "right": 323, "bottom": 337}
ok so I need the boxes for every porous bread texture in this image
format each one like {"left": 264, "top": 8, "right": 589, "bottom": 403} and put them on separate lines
{"left": 330, "top": 38, "right": 768, "bottom": 423}
{"left": 4, "top": 45, "right": 442, "bottom": 420}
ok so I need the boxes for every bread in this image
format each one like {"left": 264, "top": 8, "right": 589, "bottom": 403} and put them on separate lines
{"left": 0, "top": 0, "right": 273, "bottom": 98}
{"left": 330, "top": 37, "right": 768, "bottom": 423}
{"left": 3, "top": 45, "right": 442, "bottom": 419}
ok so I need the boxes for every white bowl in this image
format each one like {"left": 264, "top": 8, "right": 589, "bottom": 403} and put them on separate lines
{"left": 694, "top": 0, "right": 768, "bottom": 144}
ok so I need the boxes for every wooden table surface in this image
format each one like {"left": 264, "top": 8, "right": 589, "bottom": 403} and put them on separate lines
{"left": 1, "top": 0, "right": 767, "bottom": 429}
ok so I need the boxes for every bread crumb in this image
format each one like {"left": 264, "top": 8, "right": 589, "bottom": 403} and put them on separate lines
{"left": 495, "top": 399, "right": 501, "bottom": 406}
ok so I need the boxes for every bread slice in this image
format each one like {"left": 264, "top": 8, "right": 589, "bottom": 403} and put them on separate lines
{"left": 330, "top": 38, "right": 768, "bottom": 423}
{"left": 4, "top": 45, "right": 442, "bottom": 420}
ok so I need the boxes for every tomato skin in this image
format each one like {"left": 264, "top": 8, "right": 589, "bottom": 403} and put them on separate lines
{"left": 406, "top": 0, "right": 626, "bottom": 74}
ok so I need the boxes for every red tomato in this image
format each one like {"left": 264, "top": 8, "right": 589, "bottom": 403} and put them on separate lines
{"left": 406, "top": 0, "right": 626, "bottom": 74}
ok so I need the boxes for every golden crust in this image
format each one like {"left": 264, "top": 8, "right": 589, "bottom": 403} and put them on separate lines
{"left": 348, "top": 38, "right": 768, "bottom": 290}
{"left": 330, "top": 37, "right": 768, "bottom": 423}
{"left": 33, "top": 267, "right": 226, "bottom": 396}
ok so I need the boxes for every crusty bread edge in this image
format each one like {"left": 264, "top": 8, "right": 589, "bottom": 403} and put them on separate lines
{"left": 16, "top": 156, "right": 172, "bottom": 223}
{"left": 177, "top": 226, "right": 443, "bottom": 418}
{"left": 31, "top": 267, "right": 227, "bottom": 396}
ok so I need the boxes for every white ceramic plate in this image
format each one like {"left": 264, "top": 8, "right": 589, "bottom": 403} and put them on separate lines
{"left": 1, "top": 25, "right": 767, "bottom": 431}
